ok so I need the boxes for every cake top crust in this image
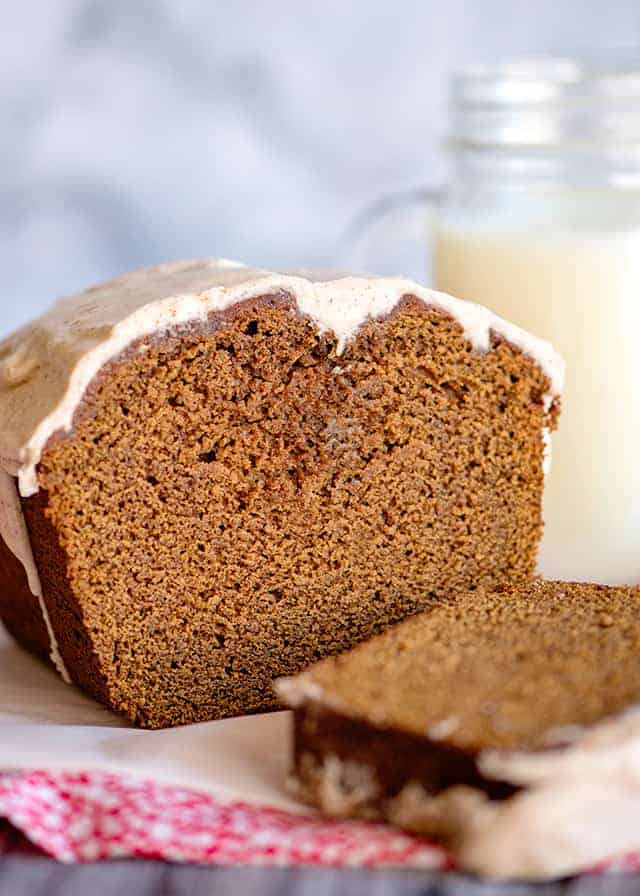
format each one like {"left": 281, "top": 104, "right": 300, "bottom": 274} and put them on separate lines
{"left": 0, "top": 259, "right": 564, "bottom": 496}
{"left": 278, "top": 580, "right": 640, "bottom": 754}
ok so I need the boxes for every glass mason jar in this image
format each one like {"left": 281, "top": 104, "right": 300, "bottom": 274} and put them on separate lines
{"left": 349, "top": 57, "right": 640, "bottom": 585}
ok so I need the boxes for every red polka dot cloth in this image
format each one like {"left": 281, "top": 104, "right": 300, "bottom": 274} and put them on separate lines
{"left": 2, "top": 770, "right": 640, "bottom": 873}
{"left": 0, "top": 769, "right": 447, "bottom": 867}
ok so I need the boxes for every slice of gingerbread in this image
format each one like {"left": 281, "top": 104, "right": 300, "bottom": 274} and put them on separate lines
{"left": 276, "top": 580, "right": 640, "bottom": 879}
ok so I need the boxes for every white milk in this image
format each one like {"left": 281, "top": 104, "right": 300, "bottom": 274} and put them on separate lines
{"left": 434, "top": 206, "right": 640, "bottom": 584}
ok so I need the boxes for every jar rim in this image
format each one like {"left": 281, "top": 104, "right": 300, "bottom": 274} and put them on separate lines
{"left": 453, "top": 54, "right": 640, "bottom": 105}
{"left": 449, "top": 54, "right": 640, "bottom": 148}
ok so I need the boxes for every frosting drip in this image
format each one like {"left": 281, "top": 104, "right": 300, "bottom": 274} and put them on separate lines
{"left": 0, "top": 258, "right": 564, "bottom": 500}
{"left": 388, "top": 708, "right": 640, "bottom": 879}
{"left": 0, "top": 470, "right": 69, "bottom": 681}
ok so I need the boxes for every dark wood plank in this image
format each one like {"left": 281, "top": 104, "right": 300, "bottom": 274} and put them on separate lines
{"left": 1, "top": 858, "right": 640, "bottom": 896}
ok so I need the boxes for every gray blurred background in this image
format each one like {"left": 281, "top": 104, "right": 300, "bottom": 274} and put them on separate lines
{"left": 3, "top": 0, "right": 640, "bottom": 334}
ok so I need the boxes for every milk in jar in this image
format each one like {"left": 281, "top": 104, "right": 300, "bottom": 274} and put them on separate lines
{"left": 435, "top": 191, "right": 640, "bottom": 583}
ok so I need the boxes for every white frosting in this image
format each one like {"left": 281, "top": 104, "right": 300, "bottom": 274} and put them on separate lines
{"left": 0, "top": 258, "right": 563, "bottom": 500}
{"left": 291, "top": 692, "right": 640, "bottom": 879}
{"left": 451, "top": 709, "right": 640, "bottom": 878}
{"left": 275, "top": 675, "right": 333, "bottom": 710}
{"left": 0, "top": 470, "right": 69, "bottom": 681}
{"left": 312, "top": 754, "right": 380, "bottom": 818}
{"left": 0, "top": 259, "right": 563, "bottom": 681}
{"left": 428, "top": 716, "right": 461, "bottom": 741}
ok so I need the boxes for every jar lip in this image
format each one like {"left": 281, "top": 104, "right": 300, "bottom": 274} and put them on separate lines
{"left": 445, "top": 137, "right": 640, "bottom": 152}
{"left": 442, "top": 137, "right": 640, "bottom": 190}
{"left": 450, "top": 55, "right": 640, "bottom": 148}
{"left": 453, "top": 54, "right": 640, "bottom": 105}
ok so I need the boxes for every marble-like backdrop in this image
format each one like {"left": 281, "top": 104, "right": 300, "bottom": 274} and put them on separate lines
{"left": 2, "top": 0, "right": 639, "bottom": 333}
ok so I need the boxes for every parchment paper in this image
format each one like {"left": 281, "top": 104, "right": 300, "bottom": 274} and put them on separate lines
{"left": 0, "top": 626, "right": 305, "bottom": 813}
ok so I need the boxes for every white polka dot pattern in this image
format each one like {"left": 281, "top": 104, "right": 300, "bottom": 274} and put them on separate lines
{"left": 0, "top": 770, "right": 446, "bottom": 868}
{"left": 0, "top": 770, "right": 638, "bottom": 874}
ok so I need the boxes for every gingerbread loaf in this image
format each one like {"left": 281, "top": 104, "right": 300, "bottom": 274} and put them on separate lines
{"left": 278, "top": 580, "right": 640, "bottom": 879}
{"left": 0, "top": 260, "right": 562, "bottom": 727}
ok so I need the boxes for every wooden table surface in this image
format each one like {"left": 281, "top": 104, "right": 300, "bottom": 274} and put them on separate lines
{"left": 1, "top": 859, "right": 639, "bottom": 896}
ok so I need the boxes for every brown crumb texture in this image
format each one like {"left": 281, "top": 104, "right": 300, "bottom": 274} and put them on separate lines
{"left": 294, "top": 580, "right": 640, "bottom": 754}
{"left": 8, "top": 291, "right": 552, "bottom": 727}
{"left": 292, "top": 704, "right": 517, "bottom": 808}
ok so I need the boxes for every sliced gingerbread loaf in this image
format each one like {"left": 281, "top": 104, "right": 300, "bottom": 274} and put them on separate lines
{"left": 0, "top": 260, "right": 562, "bottom": 728}
{"left": 277, "top": 580, "right": 640, "bottom": 879}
